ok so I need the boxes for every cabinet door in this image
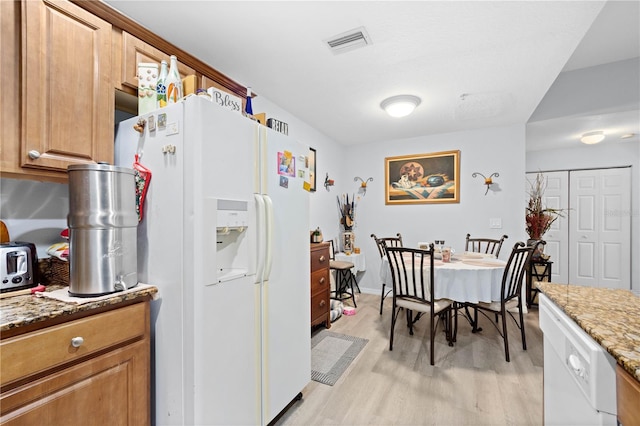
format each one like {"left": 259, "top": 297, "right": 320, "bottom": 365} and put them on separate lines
{"left": 121, "top": 31, "right": 194, "bottom": 90}
{"left": 21, "top": 0, "right": 114, "bottom": 172}
{"left": 0, "top": 340, "right": 150, "bottom": 425}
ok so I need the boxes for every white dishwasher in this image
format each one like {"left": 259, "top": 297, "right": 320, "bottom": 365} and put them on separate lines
{"left": 538, "top": 293, "right": 617, "bottom": 425}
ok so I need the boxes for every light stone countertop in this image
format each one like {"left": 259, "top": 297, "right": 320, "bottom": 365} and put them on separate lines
{"left": 537, "top": 282, "right": 640, "bottom": 383}
{"left": 1, "top": 284, "right": 158, "bottom": 333}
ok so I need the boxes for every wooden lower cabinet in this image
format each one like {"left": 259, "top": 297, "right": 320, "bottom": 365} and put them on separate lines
{"left": 0, "top": 302, "right": 150, "bottom": 425}
{"left": 310, "top": 243, "right": 331, "bottom": 329}
{"left": 617, "top": 365, "right": 640, "bottom": 426}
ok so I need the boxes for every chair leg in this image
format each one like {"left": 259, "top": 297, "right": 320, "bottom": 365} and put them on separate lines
{"left": 352, "top": 271, "right": 361, "bottom": 293}
{"left": 452, "top": 304, "right": 458, "bottom": 343}
{"left": 390, "top": 304, "right": 398, "bottom": 351}
{"left": 429, "top": 311, "right": 435, "bottom": 366}
{"left": 501, "top": 308, "right": 510, "bottom": 362}
{"left": 349, "top": 272, "right": 357, "bottom": 308}
{"left": 379, "top": 283, "right": 386, "bottom": 315}
{"left": 447, "top": 308, "right": 454, "bottom": 347}
{"left": 519, "top": 303, "right": 527, "bottom": 350}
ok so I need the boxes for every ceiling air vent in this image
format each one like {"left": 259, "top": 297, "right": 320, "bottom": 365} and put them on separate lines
{"left": 325, "top": 27, "right": 371, "bottom": 54}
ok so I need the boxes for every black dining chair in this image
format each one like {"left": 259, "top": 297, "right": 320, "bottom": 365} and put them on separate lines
{"left": 460, "top": 240, "right": 545, "bottom": 362}
{"left": 386, "top": 245, "right": 454, "bottom": 365}
{"left": 371, "top": 233, "right": 403, "bottom": 314}
{"left": 465, "top": 233, "right": 508, "bottom": 258}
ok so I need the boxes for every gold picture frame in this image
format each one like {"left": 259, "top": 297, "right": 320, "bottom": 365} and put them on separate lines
{"left": 385, "top": 150, "right": 460, "bottom": 204}
{"left": 308, "top": 147, "right": 317, "bottom": 192}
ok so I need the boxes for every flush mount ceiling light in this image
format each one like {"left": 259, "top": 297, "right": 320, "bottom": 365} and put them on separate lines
{"left": 380, "top": 95, "right": 421, "bottom": 118}
{"left": 580, "top": 131, "right": 605, "bottom": 145}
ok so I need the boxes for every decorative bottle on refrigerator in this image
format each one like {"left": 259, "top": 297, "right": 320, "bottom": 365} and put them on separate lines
{"left": 245, "top": 87, "right": 253, "bottom": 115}
{"left": 166, "top": 55, "right": 182, "bottom": 104}
{"left": 156, "top": 60, "right": 168, "bottom": 108}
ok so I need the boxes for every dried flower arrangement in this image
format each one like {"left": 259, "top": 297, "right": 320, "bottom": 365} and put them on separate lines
{"left": 337, "top": 193, "right": 358, "bottom": 231}
{"left": 526, "top": 173, "right": 566, "bottom": 239}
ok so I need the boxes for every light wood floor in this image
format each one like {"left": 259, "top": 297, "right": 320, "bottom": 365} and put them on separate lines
{"left": 275, "top": 293, "right": 543, "bottom": 425}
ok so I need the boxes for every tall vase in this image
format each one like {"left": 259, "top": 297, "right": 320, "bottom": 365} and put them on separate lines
{"left": 342, "top": 231, "right": 355, "bottom": 255}
{"left": 166, "top": 55, "right": 182, "bottom": 104}
{"left": 527, "top": 238, "right": 545, "bottom": 261}
{"left": 156, "top": 60, "right": 168, "bottom": 108}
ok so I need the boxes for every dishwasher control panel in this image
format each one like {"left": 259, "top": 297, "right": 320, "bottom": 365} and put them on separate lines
{"left": 566, "top": 339, "right": 590, "bottom": 389}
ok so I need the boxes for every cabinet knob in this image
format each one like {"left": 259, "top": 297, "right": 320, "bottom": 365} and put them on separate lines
{"left": 28, "top": 150, "right": 41, "bottom": 159}
{"left": 319, "top": 277, "right": 325, "bottom": 284}
{"left": 319, "top": 255, "right": 326, "bottom": 262}
{"left": 71, "top": 336, "right": 84, "bottom": 348}
{"left": 319, "top": 299, "right": 326, "bottom": 307}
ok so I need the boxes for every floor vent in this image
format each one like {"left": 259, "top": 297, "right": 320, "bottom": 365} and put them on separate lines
{"left": 325, "top": 27, "right": 371, "bottom": 54}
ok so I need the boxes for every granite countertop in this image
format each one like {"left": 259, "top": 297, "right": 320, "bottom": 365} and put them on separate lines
{"left": 537, "top": 282, "right": 640, "bottom": 382}
{"left": 0, "top": 284, "right": 158, "bottom": 333}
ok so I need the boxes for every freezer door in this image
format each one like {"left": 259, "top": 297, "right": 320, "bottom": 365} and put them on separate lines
{"left": 183, "top": 97, "right": 262, "bottom": 425}
{"left": 116, "top": 102, "right": 190, "bottom": 424}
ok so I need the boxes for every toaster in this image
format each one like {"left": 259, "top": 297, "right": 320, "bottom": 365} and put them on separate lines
{"left": 1, "top": 242, "right": 39, "bottom": 293}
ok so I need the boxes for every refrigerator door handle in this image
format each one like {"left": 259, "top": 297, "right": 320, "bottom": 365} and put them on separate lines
{"left": 254, "top": 194, "right": 266, "bottom": 283}
{"left": 263, "top": 194, "right": 274, "bottom": 281}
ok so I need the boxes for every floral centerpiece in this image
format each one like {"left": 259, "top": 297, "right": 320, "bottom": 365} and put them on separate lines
{"left": 526, "top": 173, "right": 566, "bottom": 250}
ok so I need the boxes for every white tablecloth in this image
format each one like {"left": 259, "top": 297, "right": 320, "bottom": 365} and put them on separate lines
{"left": 335, "top": 252, "right": 366, "bottom": 274}
{"left": 380, "top": 254, "right": 505, "bottom": 303}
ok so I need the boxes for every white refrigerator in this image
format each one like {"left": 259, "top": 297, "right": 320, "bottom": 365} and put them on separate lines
{"left": 115, "top": 95, "right": 310, "bottom": 425}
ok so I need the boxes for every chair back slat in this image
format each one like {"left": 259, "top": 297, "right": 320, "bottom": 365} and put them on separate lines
{"left": 465, "top": 234, "right": 508, "bottom": 257}
{"left": 386, "top": 245, "right": 435, "bottom": 304}
{"left": 371, "top": 233, "right": 403, "bottom": 258}
{"left": 501, "top": 240, "right": 545, "bottom": 301}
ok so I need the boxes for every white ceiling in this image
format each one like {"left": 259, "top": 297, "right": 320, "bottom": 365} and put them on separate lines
{"left": 105, "top": 0, "right": 639, "bottom": 149}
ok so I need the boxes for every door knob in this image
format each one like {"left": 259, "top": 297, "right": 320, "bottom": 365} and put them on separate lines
{"left": 28, "top": 150, "right": 41, "bottom": 159}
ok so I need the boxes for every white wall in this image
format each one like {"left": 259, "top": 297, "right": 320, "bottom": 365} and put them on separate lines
{"left": 344, "top": 125, "right": 527, "bottom": 294}
{"left": 0, "top": 179, "right": 69, "bottom": 258}
{"left": 251, "top": 96, "right": 346, "bottom": 239}
{"left": 526, "top": 141, "right": 639, "bottom": 292}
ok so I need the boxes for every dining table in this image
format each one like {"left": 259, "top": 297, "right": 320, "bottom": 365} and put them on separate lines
{"left": 380, "top": 251, "right": 507, "bottom": 333}
{"left": 379, "top": 252, "right": 506, "bottom": 304}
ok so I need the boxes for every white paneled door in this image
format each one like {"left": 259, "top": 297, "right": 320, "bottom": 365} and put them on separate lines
{"left": 569, "top": 168, "right": 631, "bottom": 289}
{"left": 533, "top": 171, "right": 569, "bottom": 283}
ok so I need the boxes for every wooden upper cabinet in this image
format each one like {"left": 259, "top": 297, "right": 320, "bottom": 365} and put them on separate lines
{"left": 20, "top": 0, "right": 114, "bottom": 175}
{"left": 120, "top": 31, "right": 195, "bottom": 91}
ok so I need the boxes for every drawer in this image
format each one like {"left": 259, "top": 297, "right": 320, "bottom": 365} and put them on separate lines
{"left": 311, "top": 294, "right": 329, "bottom": 321}
{"left": 311, "top": 269, "right": 329, "bottom": 295}
{"left": 1, "top": 302, "right": 147, "bottom": 386}
{"left": 311, "top": 247, "right": 329, "bottom": 272}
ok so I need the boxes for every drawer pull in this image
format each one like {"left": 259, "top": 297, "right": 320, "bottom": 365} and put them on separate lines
{"left": 71, "top": 336, "right": 84, "bottom": 348}
{"left": 319, "top": 277, "right": 326, "bottom": 284}
{"left": 319, "top": 299, "right": 326, "bottom": 307}
{"left": 28, "top": 150, "right": 41, "bottom": 160}
{"left": 319, "top": 255, "right": 326, "bottom": 262}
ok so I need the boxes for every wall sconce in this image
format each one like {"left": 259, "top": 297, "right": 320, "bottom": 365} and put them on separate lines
{"left": 472, "top": 172, "right": 499, "bottom": 195}
{"left": 324, "top": 173, "right": 335, "bottom": 191}
{"left": 354, "top": 176, "right": 373, "bottom": 196}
